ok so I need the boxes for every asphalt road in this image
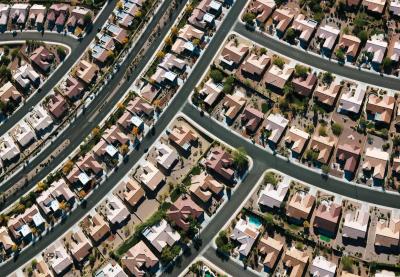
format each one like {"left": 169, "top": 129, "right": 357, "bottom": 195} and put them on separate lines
{"left": 235, "top": 23, "right": 400, "bottom": 90}
{"left": 0, "top": 0, "right": 178, "bottom": 209}
{"left": 0, "top": 0, "right": 247, "bottom": 273}
{"left": 0, "top": 1, "right": 117, "bottom": 137}
{"left": 203, "top": 248, "right": 259, "bottom": 277}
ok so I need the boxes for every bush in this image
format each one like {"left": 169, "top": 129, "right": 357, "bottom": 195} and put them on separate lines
{"left": 273, "top": 57, "right": 285, "bottom": 69}
{"left": 264, "top": 172, "right": 278, "bottom": 186}
{"left": 210, "top": 69, "right": 224, "bottom": 83}
{"left": 242, "top": 12, "right": 256, "bottom": 24}
{"left": 294, "top": 64, "right": 308, "bottom": 78}
{"left": 332, "top": 123, "right": 343, "bottom": 136}
{"left": 322, "top": 72, "right": 334, "bottom": 85}
{"left": 318, "top": 126, "right": 327, "bottom": 136}
{"left": 56, "top": 47, "right": 67, "bottom": 61}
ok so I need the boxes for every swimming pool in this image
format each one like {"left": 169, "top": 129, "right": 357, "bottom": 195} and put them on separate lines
{"left": 247, "top": 214, "right": 263, "bottom": 229}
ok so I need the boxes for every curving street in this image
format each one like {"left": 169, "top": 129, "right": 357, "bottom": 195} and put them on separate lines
{"left": 234, "top": 23, "right": 400, "bottom": 90}
{"left": 0, "top": 1, "right": 117, "bottom": 137}
{"left": 2, "top": 0, "right": 400, "bottom": 275}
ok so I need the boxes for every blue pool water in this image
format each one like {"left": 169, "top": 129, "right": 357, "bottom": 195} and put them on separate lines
{"left": 248, "top": 214, "right": 262, "bottom": 228}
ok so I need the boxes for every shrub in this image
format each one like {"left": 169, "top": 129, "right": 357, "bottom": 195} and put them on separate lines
{"left": 332, "top": 123, "right": 343, "bottom": 136}
{"left": 210, "top": 69, "right": 224, "bottom": 83}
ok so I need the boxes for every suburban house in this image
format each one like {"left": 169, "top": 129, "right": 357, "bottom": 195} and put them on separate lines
{"left": 364, "top": 37, "right": 388, "bottom": 65}
{"left": 127, "top": 96, "right": 155, "bottom": 117}
{"left": 69, "top": 229, "right": 92, "bottom": 263}
{"left": 240, "top": 53, "right": 271, "bottom": 80}
{"left": 292, "top": 72, "right": 317, "bottom": 96}
{"left": 265, "top": 63, "right": 294, "bottom": 92}
{"left": 36, "top": 179, "right": 75, "bottom": 216}
{"left": 150, "top": 66, "right": 178, "bottom": 86}
{"left": 188, "top": 8, "right": 215, "bottom": 29}
{"left": 271, "top": 8, "right": 295, "bottom": 36}
{"left": 203, "top": 148, "right": 235, "bottom": 183}
{"left": 258, "top": 182, "right": 289, "bottom": 209}
{"left": 60, "top": 76, "right": 84, "bottom": 100}
{"left": 375, "top": 215, "right": 400, "bottom": 248}
{"left": 86, "top": 212, "right": 110, "bottom": 243}
{"left": 310, "top": 256, "right": 337, "bottom": 277}
{"left": 219, "top": 40, "right": 249, "bottom": 70}
{"left": 90, "top": 43, "right": 110, "bottom": 63}
{"left": 257, "top": 235, "right": 283, "bottom": 270}
{"left": 362, "top": 147, "right": 389, "bottom": 180}
{"left": 139, "top": 83, "right": 161, "bottom": 103}
{"left": 362, "top": 0, "right": 386, "bottom": 14}
{"left": 264, "top": 113, "right": 289, "bottom": 144}
{"left": 222, "top": 91, "right": 247, "bottom": 122}
{"left": 76, "top": 153, "right": 103, "bottom": 177}
{"left": 366, "top": 94, "right": 395, "bottom": 125}
{"left": 387, "top": 35, "right": 400, "bottom": 62}
{"left": 96, "top": 262, "right": 127, "bottom": 277}
{"left": 28, "top": 4, "right": 46, "bottom": 28}
{"left": 338, "top": 85, "right": 366, "bottom": 114}
{"left": 33, "top": 259, "right": 53, "bottom": 277}
{"left": 25, "top": 105, "right": 53, "bottom": 133}
{"left": 138, "top": 161, "right": 165, "bottom": 191}
{"left": 13, "top": 64, "right": 40, "bottom": 90}
{"left": 284, "top": 126, "right": 310, "bottom": 157}
{"left": 309, "top": 135, "right": 336, "bottom": 165}
{"left": 9, "top": 121, "right": 35, "bottom": 148}
{"left": 240, "top": 106, "right": 264, "bottom": 133}
{"left": 0, "top": 226, "right": 15, "bottom": 253}
{"left": 342, "top": 205, "right": 369, "bottom": 241}
{"left": 0, "top": 133, "right": 20, "bottom": 162}
{"left": 93, "top": 138, "right": 119, "bottom": 160}
{"left": 336, "top": 140, "right": 362, "bottom": 177}
{"left": 282, "top": 247, "right": 309, "bottom": 277}
{"left": 46, "top": 242, "right": 73, "bottom": 276}
{"left": 76, "top": 60, "right": 99, "bottom": 85}
{"left": 167, "top": 195, "right": 204, "bottom": 230}
{"left": 155, "top": 143, "right": 179, "bottom": 171}
{"left": 122, "top": 177, "right": 145, "bottom": 208}
{"left": 46, "top": 93, "right": 69, "bottom": 119}
{"left": 113, "top": 9, "right": 134, "bottom": 28}
{"left": 286, "top": 191, "right": 315, "bottom": 222}
{"left": 248, "top": 0, "right": 276, "bottom": 23}
{"left": 67, "top": 165, "right": 93, "bottom": 187}
{"left": 190, "top": 171, "right": 224, "bottom": 204}
{"left": 0, "top": 82, "right": 22, "bottom": 104}
{"left": 316, "top": 25, "right": 340, "bottom": 53}
{"left": 105, "top": 22, "right": 128, "bottom": 45}
{"left": 102, "top": 194, "right": 130, "bottom": 225}
{"left": 313, "top": 201, "right": 342, "bottom": 235}
{"left": 0, "top": 4, "right": 9, "bottom": 29}
{"left": 30, "top": 46, "right": 54, "bottom": 73}
{"left": 199, "top": 79, "right": 223, "bottom": 107}
{"left": 168, "top": 125, "right": 199, "bottom": 154}
{"left": 47, "top": 4, "right": 69, "bottom": 30}
{"left": 8, "top": 205, "right": 45, "bottom": 241}
{"left": 230, "top": 218, "right": 260, "bottom": 257}
{"left": 159, "top": 53, "right": 186, "bottom": 72}
{"left": 337, "top": 35, "right": 361, "bottom": 61}
{"left": 291, "top": 14, "right": 318, "bottom": 46}
{"left": 313, "top": 82, "right": 341, "bottom": 107}
{"left": 142, "top": 219, "right": 181, "bottom": 253}
{"left": 10, "top": 4, "right": 30, "bottom": 25}
{"left": 67, "top": 7, "right": 91, "bottom": 30}
{"left": 121, "top": 241, "right": 159, "bottom": 276}
{"left": 103, "top": 125, "right": 129, "bottom": 146}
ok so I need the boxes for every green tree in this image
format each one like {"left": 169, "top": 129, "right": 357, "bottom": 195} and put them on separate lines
{"left": 357, "top": 30, "right": 368, "bottom": 45}
{"left": 341, "top": 256, "right": 353, "bottom": 272}
{"left": 332, "top": 123, "right": 343, "bottom": 136}
{"left": 294, "top": 64, "right": 308, "bottom": 78}
{"left": 273, "top": 57, "right": 285, "bottom": 69}
{"left": 322, "top": 72, "right": 334, "bottom": 85}
{"left": 210, "top": 69, "right": 224, "bottom": 83}
{"left": 56, "top": 47, "right": 67, "bottom": 61}
{"left": 335, "top": 48, "right": 345, "bottom": 61}
{"left": 242, "top": 12, "right": 256, "bottom": 24}
{"left": 285, "top": 28, "right": 296, "bottom": 43}
{"left": 161, "top": 245, "right": 181, "bottom": 264}
{"left": 382, "top": 57, "right": 392, "bottom": 72}
{"left": 321, "top": 164, "right": 330, "bottom": 174}
{"left": 233, "top": 147, "right": 247, "bottom": 170}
